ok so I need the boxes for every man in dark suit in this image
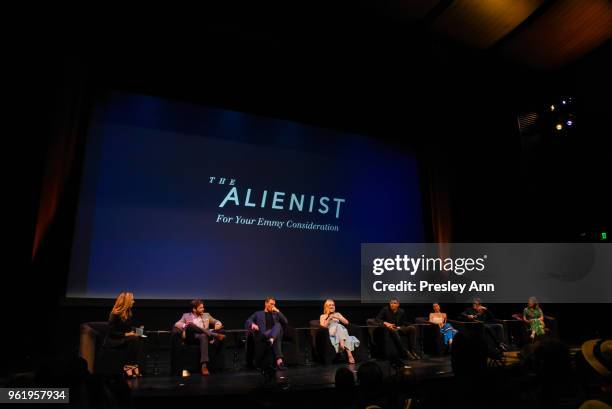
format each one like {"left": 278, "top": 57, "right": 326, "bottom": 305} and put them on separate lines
{"left": 245, "top": 296, "right": 288, "bottom": 370}
{"left": 374, "top": 298, "right": 420, "bottom": 360}
{"left": 460, "top": 297, "right": 506, "bottom": 352}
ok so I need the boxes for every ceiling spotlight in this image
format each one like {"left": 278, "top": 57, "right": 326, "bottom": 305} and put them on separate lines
{"left": 566, "top": 120, "right": 573, "bottom": 126}
{"left": 555, "top": 123, "right": 563, "bottom": 131}
{"left": 562, "top": 100, "right": 567, "bottom": 104}
{"left": 550, "top": 105, "right": 556, "bottom": 111}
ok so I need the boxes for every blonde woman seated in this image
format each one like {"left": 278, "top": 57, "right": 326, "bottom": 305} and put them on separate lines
{"left": 105, "top": 292, "right": 144, "bottom": 378}
{"left": 320, "top": 299, "right": 360, "bottom": 364}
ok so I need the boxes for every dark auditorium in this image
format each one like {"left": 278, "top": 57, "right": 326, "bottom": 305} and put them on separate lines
{"left": 13, "top": 2, "right": 612, "bottom": 408}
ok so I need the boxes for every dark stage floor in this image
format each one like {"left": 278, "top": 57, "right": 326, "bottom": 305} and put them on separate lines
{"left": 128, "top": 356, "right": 453, "bottom": 399}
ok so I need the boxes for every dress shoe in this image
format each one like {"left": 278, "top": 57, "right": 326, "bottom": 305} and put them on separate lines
{"left": 201, "top": 366, "right": 210, "bottom": 376}
{"left": 261, "top": 366, "right": 275, "bottom": 380}
{"left": 404, "top": 350, "right": 417, "bottom": 360}
{"left": 392, "top": 358, "right": 410, "bottom": 367}
{"left": 410, "top": 351, "right": 421, "bottom": 360}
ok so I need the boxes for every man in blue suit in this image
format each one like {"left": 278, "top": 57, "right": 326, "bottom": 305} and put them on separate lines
{"left": 245, "top": 296, "right": 288, "bottom": 369}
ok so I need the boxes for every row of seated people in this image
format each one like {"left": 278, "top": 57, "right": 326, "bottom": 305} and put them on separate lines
{"left": 81, "top": 293, "right": 554, "bottom": 378}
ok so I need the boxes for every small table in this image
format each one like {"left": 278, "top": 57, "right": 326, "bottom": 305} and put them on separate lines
{"left": 293, "top": 327, "right": 319, "bottom": 365}
{"left": 496, "top": 319, "right": 525, "bottom": 348}
{"left": 144, "top": 330, "right": 172, "bottom": 375}
{"left": 411, "top": 323, "right": 433, "bottom": 356}
{"left": 222, "top": 329, "right": 248, "bottom": 371}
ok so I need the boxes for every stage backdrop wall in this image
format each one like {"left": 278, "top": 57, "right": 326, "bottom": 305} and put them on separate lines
{"left": 66, "top": 92, "right": 425, "bottom": 300}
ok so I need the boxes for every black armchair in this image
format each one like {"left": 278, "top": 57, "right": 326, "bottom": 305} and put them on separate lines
{"left": 448, "top": 318, "right": 485, "bottom": 334}
{"left": 415, "top": 317, "right": 446, "bottom": 356}
{"left": 449, "top": 318, "right": 506, "bottom": 359}
{"left": 510, "top": 313, "right": 558, "bottom": 346}
{"left": 366, "top": 318, "right": 401, "bottom": 361}
{"left": 170, "top": 327, "right": 226, "bottom": 375}
{"left": 245, "top": 325, "right": 299, "bottom": 369}
{"left": 308, "top": 320, "right": 365, "bottom": 365}
{"left": 79, "top": 322, "right": 128, "bottom": 376}
{"left": 367, "top": 318, "right": 430, "bottom": 359}
{"left": 543, "top": 315, "right": 558, "bottom": 338}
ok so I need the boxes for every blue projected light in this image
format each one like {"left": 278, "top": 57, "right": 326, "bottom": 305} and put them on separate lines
{"left": 66, "top": 93, "right": 425, "bottom": 300}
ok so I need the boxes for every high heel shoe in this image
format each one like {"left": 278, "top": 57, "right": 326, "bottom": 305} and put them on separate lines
{"left": 345, "top": 348, "right": 355, "bottom": 364}
{"left": 123, "top": 365, "right": 137, "bottom": 379}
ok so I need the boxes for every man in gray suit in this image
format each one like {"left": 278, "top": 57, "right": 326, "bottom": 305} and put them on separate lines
{"left": 245, "top": 296, "right": 288, "bottom": 370}
{"left": 175, "top": 299, "right": 226, "bottom": 376}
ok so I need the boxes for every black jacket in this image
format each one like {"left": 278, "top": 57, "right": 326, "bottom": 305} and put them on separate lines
{"left": 460, "top": 307, "right": 495, "bottom": 323}
{"left": 375, "top": 306, "right": 411, "bottom": 327}
{"left": 104, "top": 314, "right": 135, "bottom": 348}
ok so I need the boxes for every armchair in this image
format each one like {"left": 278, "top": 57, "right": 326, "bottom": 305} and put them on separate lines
{"left": 510, "top": 313, "right": 558, "bottom": 345}
{"left": 170, "top": 326, "right": 226, "bottom": 375}
{"left": 415, "top": 317, "right": 446, "bottom": 356}
{"left": 79, "top": 322, "right": 127, "bottom": 376}
{"left": 245, "top": 324, "right": 299, "bottom": 369}
{"left": 308, "top": 320, "right": 365, "bottom": 364}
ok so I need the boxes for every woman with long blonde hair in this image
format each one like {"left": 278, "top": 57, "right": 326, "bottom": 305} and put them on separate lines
{"left": 105, "top": 292, "right": 143, "bottom": 377}
{"left": 320, "top": 299, "right": 360, "bottom": 364}
{"left": 109, "top": 292, "right": 134, "bottom": 321}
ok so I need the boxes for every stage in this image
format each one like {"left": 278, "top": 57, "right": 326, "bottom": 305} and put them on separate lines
{"left": 126, "top": 357, "right": 453, "bottom": 407}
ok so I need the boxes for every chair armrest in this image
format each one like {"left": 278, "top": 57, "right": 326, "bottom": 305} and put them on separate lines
{"left": 346, "top": 323, "right": 363, "bottom": 337}
{"left": 448, "top": 319, "right": 483, "bottom": 332}
{"left": 448, "top": 319, "right": 480, "bottom": 325}
{"left": 79, "top": 324, "right": 98, "bottom": 374}
{"left": 283, "top": 325, "right": 297, "bottom": 341}
{"left": 170, "top": 327, "right": 186, "bottom": 347}
{"left": 309, "top": 320, "right": 322, "bottom": 328}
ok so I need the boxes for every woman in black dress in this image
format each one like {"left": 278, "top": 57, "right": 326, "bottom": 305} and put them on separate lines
{"left": 105, "top": 292, "right": 143, "bottom": 377}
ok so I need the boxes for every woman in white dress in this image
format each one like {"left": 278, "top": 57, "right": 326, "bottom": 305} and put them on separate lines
{"left": 428, "top": 303, "right": 458, "bottom": 347}
{"left": 320, "top": 299, "right": 360, "bottom": 364}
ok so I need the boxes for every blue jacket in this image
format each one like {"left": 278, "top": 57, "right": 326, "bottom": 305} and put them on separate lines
{"left": 245, "top": 310, "right": 288, "bottom": 332}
